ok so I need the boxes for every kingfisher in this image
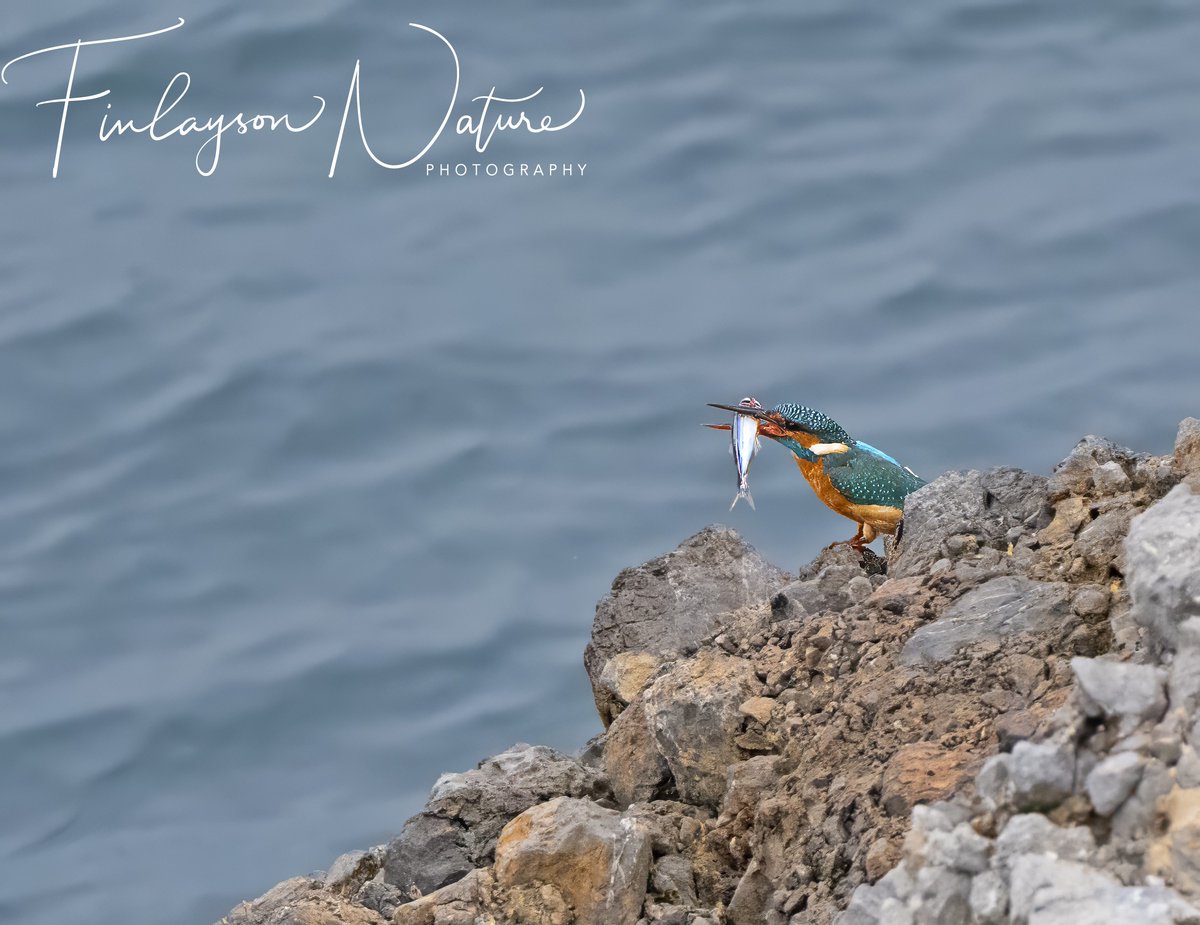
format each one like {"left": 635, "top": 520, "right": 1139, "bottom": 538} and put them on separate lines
{"left": 707, "top": 401, "right": 926, "bottom": 551}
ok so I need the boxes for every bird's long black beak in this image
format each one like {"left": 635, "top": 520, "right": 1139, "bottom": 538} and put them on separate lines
{"left": 707, "top": 402, "right": 773, "bottom": 422}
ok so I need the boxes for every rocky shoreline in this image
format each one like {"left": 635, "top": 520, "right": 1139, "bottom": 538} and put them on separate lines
{"left": 219, "top": 419, "right": 1200, "bottom": 925}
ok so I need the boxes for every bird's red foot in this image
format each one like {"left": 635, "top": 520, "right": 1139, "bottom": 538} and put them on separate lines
{"left": 825, "top": 530, "right": 868, "bottom": 555}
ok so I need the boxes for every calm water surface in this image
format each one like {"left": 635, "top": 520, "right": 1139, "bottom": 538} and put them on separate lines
{"left": 2, "top": 1, "right": 1200, "bottom": 922}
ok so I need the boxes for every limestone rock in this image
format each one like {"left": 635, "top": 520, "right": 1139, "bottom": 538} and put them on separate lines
{"left": 585, "top": 526, "right": 786, "bottom": 724}
{"left": 393, "top": 869, "right": 495, "bottom": 925}
{"left": 901, "top": 577, "right": 1071, "bottom": 667}
{"left": 494, "top": 797, "right": 651, "bottom": 925}
{"left": 218, "top": 877, "right": 384, "bottom": 925}
{"left": 1127, "top": 485, "right": 1200, "bottom": 652}
{"left": 1176, "top": 418, "right": 1200, "bottom": 478}
{"left": 1047, "top": 435, "right": 1139, "bottom": 500}
{"left": 324, "top": 848, "right": 383, "bottom": 895}
{"left": 383, "top": 744, "right": 605, "bottom": 896}
{"left": 1008, "top": 741, "right": 1075, "bottom": 811}
{"left": 890, "top": 467, "right": 1048, "bottom": 578}
{"left": 1085, "top": 752, "right": 1144, "bottom": 817}
{"left": 651, "top": 854, "right": 698, "bottom": 907}
{"left": 1009, "top": 854, "right": 1199, "bottom": 924}
{"left": 993, "top": 814, "right": 1095, "bottom": 869}
{"left": 1071, "top": 656, "right": 1167, "bottom": 727}
{"left": 772, "top": 546, "right": 874, "bottom": 617}
{"left": 643, "top": 650, "right": 759, "bottom": 807}
{"left": 968, "top": 870, "right": 1007, "bottom": 924}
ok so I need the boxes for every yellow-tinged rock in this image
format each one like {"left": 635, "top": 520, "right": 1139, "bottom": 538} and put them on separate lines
{"left": 494, "top": 797, "right": 651, "bottom": 925}
{"left": 1148, "top": 786, "right": 1200, "bottom": 894}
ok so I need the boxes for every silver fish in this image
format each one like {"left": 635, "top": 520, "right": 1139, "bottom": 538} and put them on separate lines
{"left": 729, "top": 397, "right": 761, "bottom": 510}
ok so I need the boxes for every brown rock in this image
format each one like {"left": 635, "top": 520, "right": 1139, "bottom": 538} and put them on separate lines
{"left": 644, "top": 651, "right": 760, "bottom": 807}
{"left": 867, "top": 576, "right": 925, "bottom": 614}
{"left": 494, "top": 797, "right": 652, "bottom": 925}
{"left": 1038, "top": 496, "right": 1089, "bottom": 546}
{"left": 864, "top": 836, "right": 900, "bottom": 882}
{"left": 393, "top": 870, "right": 495, "bottom": 925}
{"left": 605, "top": 700, "right": 673, "bottom": 807}
{"left": 880, "top": 743, "right": 979, "bottom": 817}
{"left": 739, "top": 696, "right": 776, "bottom": 726}
{"left": 726, "top": 859, "right": 774, "bottom": 925}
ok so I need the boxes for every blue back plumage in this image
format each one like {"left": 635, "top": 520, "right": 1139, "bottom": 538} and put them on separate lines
{"left": 853, "top": 440, "right": 901, "bottom": 468}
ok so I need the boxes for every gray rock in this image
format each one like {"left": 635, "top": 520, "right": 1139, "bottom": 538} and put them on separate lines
{"left": 1176, "top": 417, "right": 1200, "bottom": 477}
{"left": 975, "top": 754, "right": 1013, "bottom": 811}
{"left": 218, "top": 877, "right": 384, "bottom": 925}
{"left": 878, "top": 898, "right": 914, "bottom": 925}
{"left": 1169, "top": 619, "right": 1200, "bottom": 713}
{"left": 910, "top": 801, "right": 971, "bottom": 835}
{"left": 1008, "top": 741, "right": 1076, "bottom": 811}
{"left": 384, "top": 813, "right": 472, "bottom": 898}
{"left": 994, "top": 814, "right": 1095, "bottom": 868}
{"left": 728, "top": 858, "right": 775, "bottom": 925}
{"left": 651, "top": 855, "right": 697, "bottom": 907}
{"left": 585, "top": 526, "right": 786, "bottom": 722}
{"left": 643, "top": 650, "right": 760, "bottom": 807}
{"left": 1070, "top": 585, "right": 1110, "bottom": 617}
{"left": 324, "top": 847, "right": 384, "bottom": 895}
{"left": 1127, "top": 485, "right": 1200, "bottom": 652}
{"left": 392, "top": 869, "right": 493, "bottom": 925}
{"left": 1047, "top": 435, "right": 1139, "bottom": 500}
{"left": 1007, "top": 855, "right": 1118, "bottom": 923}
{"left": 901, "top": 577, "right": 1071, "bottom": 667}
{"left": 1085, "top": 751, "right": 1144, "bottom": 817}
{"left": 1178, "top": 746, "right": 1200, "bottom": 789}
{"left": 1111, "top": 757, "right": 1173, "bottom": 840}
{"left": 911, "top": 865, "right": 971, "bottom": 925}
{"left": 1092, "top": 460, "right": 1131, "bottom": 496}
{"left": 772, "top": 547, "right": 874, "bottom": 617}
{"left": 916, "top": 822, "right": 992, "bottom": 875}
{"left": 1073, "top": 508, "right": 1136, "bottom": 573}
{"left": 383, "top": 743, "right": 605, "bottom": 895}
{"left": 605, "top": 699, "right": 674, "bottom": 807}
{"left": 575, "top": 731, "right": 607, "bottom": 771}
{"left": 1009, "top": 853, "right": 1199, "bottom": 925}
{"left": 890, "top": 468, "right": 1049, "bottom": 578}
{"left": 1071, "top": 657, "right": 1167, "bottom": 726}
{"left": 968, "top": 870, "right": 1007, "bottom": 924}
{"left": 356, "top": 878, "right": 404, "bottom": 920}
{"left": 838, "top": 866, "right": 917, "bottom": 925}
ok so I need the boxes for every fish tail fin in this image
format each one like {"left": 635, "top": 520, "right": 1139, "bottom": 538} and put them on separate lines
{"left": 729, "top": 490, "right": 755, "bottom": 511}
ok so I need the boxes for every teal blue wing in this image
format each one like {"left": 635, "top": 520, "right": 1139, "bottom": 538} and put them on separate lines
{"left": 822, "top": 446, "right": 926, "bottom": 509}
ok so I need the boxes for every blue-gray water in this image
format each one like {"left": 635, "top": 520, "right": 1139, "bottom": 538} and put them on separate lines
{"left": 2, "top": 1, "right": 1199, "bottom": 923}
